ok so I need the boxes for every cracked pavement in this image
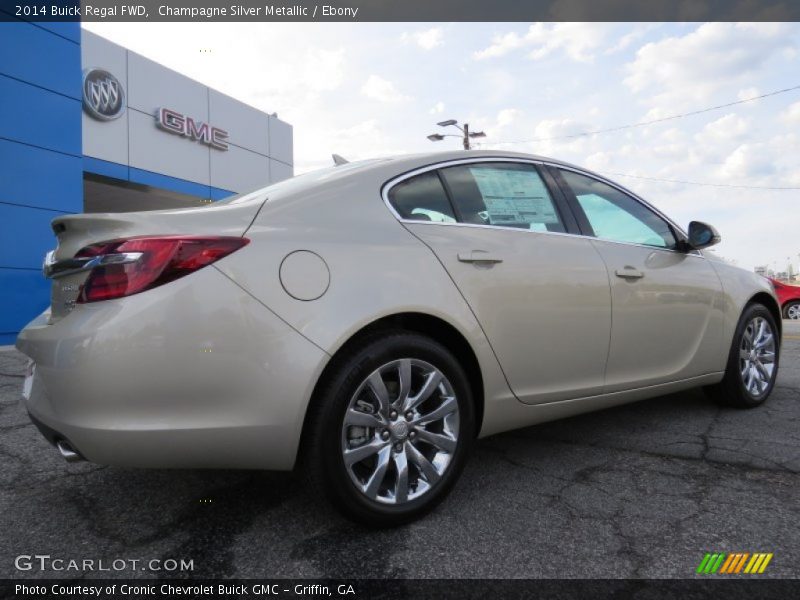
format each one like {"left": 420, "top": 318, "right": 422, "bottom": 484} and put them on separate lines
{"left": 1, "top": 321, "right": 799, "bottom": 579}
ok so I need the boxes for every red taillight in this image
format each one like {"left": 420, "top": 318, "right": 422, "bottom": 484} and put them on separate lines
{"left": 75, "top": 236, "right": 249, "bottom": 303}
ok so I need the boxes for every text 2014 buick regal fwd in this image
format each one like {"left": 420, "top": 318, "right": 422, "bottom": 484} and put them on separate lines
{"left": 17, "top": 151, "right": 781, "bottom": 526}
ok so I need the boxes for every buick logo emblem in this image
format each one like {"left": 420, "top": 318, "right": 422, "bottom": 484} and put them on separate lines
{"left": 82, "top": 68, "right": 125, "bottom": 121}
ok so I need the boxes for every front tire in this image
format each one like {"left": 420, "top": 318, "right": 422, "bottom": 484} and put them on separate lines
{"left": 303, "top": 331, "right": 475, "bottom": 527}
{"left": 783, "top": 300, "right": 800, "bottom": 320}
{"left": 707, "top": 303, "right": 779, "bottom": 408}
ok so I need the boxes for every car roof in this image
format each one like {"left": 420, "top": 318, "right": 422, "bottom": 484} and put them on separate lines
{"left": 352, "top": 149, "right": 583, "bottom": 175}
{"left": 236, "top": 150, "right": 590, "bottom": 205}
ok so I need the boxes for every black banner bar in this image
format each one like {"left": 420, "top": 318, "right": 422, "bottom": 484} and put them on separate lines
{"left": 3, "top": 579, "right": 800, "bottom": 600}
{"left": 2, "top": 0, "right": 800, "bottom": 22}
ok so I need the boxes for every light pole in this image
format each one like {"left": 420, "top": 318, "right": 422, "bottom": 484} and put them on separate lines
{"left": 427, "top": 119, "right": 486, "bottom": 150}
{"left": 795, "top": 254, "right": 800, "bottom": 279}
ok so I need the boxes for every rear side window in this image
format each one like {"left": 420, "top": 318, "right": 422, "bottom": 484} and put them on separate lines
{"left": 387, "top": 171, "right": 456, "bottom": 223}
{"left": 439, "top": 162, "right": 566, "bottom": 232}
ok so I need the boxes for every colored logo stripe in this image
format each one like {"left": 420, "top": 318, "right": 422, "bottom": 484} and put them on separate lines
{"left": 719, "top": 553, "right": 737, "bottom": 573}
{"left": 745, "top": 553, "right": 773, "bottom": 574}
{"left": 719, "top": 553, "right": 748, "bottom": 573}
{"left": 734, "top": 553, "right": 750, "bottom": 573}
{"left": 697, "top": 552, "right": 772, "bottom": 574}
{"left": 697, "top": 553, "right": 725, "bottom": 574}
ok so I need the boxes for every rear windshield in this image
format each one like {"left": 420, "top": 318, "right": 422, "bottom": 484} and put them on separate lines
{"left": 219, "top": 159, "right": 387, "bottom": 205}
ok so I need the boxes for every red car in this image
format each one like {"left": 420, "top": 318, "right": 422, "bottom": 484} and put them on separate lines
{"left": 770, "top": 278, "right": 800, "bottom": 320}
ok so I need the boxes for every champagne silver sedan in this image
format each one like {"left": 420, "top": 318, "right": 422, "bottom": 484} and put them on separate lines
{"left": 17, "top": 151, "right": 781, "bottom": 525}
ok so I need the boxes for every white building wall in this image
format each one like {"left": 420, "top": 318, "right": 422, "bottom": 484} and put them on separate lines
{"left": 81, "top": 30, "right": 293, "bottom": 194}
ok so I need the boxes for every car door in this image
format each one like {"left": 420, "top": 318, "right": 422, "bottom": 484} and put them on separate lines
{"left": 387, "top": 160, "right": 612, "bottom": 405}
{"left": 551, "top": 166, "right": 724, "bottom": 392}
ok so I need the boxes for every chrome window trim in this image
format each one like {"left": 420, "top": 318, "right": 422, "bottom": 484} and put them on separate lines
{"left": 380, "top": 157, "right": 704, "bottom": 259}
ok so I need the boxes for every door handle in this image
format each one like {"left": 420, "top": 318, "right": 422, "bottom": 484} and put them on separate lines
{"left": 615, "top": 267, "right": 644, "bottom": 279}
{"left": 458, "top": 251, "right": 504, "bottom": 264}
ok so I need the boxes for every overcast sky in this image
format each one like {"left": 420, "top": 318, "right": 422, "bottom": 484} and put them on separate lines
{"left": 83, "top": 22, "right": 800, "bottom": 271}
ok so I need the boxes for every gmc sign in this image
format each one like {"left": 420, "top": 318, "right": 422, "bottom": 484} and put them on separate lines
{"left": 156, "top": 107, "right": 229, "bottom": 151}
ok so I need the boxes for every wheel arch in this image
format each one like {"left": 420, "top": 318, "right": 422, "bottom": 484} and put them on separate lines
{"left": 298, "top": 312, "right": 485, "bottom": 458}
{"left": 747, "top": 292, "right": 782, "bottom": 338}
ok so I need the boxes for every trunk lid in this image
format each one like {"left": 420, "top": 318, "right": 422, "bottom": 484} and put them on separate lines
{"left": 45, "top": 197, "right": 265, "bottom": 322}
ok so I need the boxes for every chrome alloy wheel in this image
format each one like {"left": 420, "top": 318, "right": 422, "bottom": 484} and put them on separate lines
{"left": 340, "top": 359, "right": 460, "bottom": 505}
{"left": 787, "top": 303, "right": 800, "bottom": 320}
{"left": 739, "top": 316, "right": 776, "bottom": 398}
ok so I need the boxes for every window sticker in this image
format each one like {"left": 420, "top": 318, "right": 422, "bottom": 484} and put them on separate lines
{"left": 469, "top": 168, "right": 559, "bottom": 226}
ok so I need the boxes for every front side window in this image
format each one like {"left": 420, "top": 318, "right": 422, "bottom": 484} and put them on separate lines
{"left": 558, "top": 170, "right": 676, "bottom": 249}
{"left": 387, "top": 171, "right": 456, "bottom": 223}
{"left": 439, "top": 162, "right": 566, "bottom": 232}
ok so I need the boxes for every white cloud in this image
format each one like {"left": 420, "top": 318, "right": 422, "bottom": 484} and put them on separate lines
{"left": 302, "top": 47, "right": 346, "bottom": 92}
{"left": 496, "top": 108, "right": 521, "bottom": 128}
{"left": 360, "top": 75, "right": 411, "bottom": 103}
{"left": 695, "top": 113, "right": 751, "bottom": 145}
{"left": 479, "top": 68, "right": 519, "bottom": 103}
{"left": 649, "top": 143, "right": 687, "bottom": 160}
{"left": 522, "top": 117, "right": 595, "bottom": 157}
{"left": 649, "top": 128, "right": 691, "bottom": 160}
{"left": 624, "top": 23, "right": 795, "bottom": 108}
{"left": 533, "top": 118, "right": 592, "bottom": 140}
{"left": 719, "top": 143, "right": 776, "bottom": 179}
{"left": 473, "top": 31, "right": 524, "bottom": 60}
{"left": 585, "top": 151, "right": 613, "bottom": 172}
{"left": 737, "top": 87, "right": 761, "bottom": 101}
{"left": 781, "top": 101, "right": 800, "bottom": 124}
{"left": 604, "top": 24, "right": 657, "bottom": 54}
{"left": 430, "top": 101, "right": 445, "bottom": 115}
{"left": 684, "top": 114, "right": 754, "bottom": 167}
{"left": 468, "top": 109, "right": 523, "bottom": 140}
{"left": 403, "top": 27, "right": 444, "bottom": 50}
{"left": 296, "top": 119, "right": 409, "bottom": 173}
{"left": 474, "top": 23, "right": 610, "bottom": 63}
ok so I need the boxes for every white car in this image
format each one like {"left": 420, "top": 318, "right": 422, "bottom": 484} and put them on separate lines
{"left": 18, "top": 151, "right": 781, "bottom": 525}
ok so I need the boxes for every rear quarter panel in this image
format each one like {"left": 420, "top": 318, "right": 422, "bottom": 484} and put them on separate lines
{"left": 213, "top": 169, "right": 516, "bottom": 435}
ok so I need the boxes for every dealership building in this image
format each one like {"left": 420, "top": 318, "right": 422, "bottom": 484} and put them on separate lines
{"left": 0, "top": 21, "right": 294, "bottom": 345}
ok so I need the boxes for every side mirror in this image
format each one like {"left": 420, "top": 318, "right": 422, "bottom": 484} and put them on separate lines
{"left": 687, "top": 221, "right": 721, "bottom": 249}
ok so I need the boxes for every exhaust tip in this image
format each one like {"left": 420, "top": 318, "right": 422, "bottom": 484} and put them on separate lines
{"left": 56, "top": 440, "right": 84, "bottom": 463}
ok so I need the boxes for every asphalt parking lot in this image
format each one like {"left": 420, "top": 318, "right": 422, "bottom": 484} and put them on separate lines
{"left": 1, "top": 321, "right": 799, "bottom": 580}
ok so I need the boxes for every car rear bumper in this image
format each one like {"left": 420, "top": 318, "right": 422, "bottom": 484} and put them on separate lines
{"left": 16, "top": 266, "right": 329, "bottom": 470}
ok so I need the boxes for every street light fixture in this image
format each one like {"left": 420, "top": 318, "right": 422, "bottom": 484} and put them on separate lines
{"left": 427, "top": 119, "right": 486, "bottom": 150}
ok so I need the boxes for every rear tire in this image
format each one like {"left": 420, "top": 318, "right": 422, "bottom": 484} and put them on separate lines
{"left": 706, "top": 303, "right": 779, "bottom": 408}
{"left": 302, "top": 331, "right": 475, "bottom": 527}
{"left": 783, "top": 300, "right": 800, "bottom": 320}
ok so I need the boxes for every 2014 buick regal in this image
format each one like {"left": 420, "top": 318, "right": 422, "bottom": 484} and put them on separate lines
{"left": 18, "top": 151, "right": 781, "bottom": 525}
